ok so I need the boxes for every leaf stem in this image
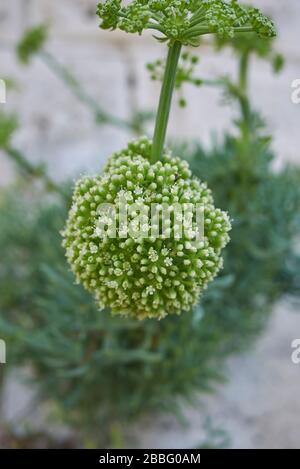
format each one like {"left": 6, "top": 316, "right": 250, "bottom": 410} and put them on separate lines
{"left": 151, "top": 41, "right": 182, "bottom": 163}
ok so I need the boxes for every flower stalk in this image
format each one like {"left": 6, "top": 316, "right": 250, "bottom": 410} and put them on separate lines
{"left": 238, "top": 50, "right": 251, "bottom": 131}
{"left": 151, "top": 41, "right": 182, "bottom": 163}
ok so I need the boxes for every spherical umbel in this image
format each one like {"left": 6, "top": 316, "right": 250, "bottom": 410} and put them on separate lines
{"left": 63, "top": 138, "right": 231, "bottom": 320}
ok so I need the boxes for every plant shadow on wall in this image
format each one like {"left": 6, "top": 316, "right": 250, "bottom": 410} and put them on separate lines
{"left": 0, "top": 1, "right": 300, "bottom": 448}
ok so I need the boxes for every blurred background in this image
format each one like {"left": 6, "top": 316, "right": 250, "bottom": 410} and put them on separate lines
{"left": 0, "top": 0, "right": 300, "bottom": 449}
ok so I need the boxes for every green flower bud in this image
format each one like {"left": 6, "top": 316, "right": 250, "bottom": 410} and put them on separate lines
{"left": 63, "top": 138, "right": 231, "bottom": 320}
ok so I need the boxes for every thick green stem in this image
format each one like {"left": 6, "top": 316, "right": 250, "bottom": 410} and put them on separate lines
{"left": 151, "top": 41, "right": 182, "bottom": 163}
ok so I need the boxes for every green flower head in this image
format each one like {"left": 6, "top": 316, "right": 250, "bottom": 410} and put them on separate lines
{"left": 97, "top": 0, "right": 276, "bottom": 46}
{"left": 63, "top": 139, "right": 231, "bottom": 320}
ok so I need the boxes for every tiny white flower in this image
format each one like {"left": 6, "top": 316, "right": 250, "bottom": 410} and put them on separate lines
{"left": 90, "top": 243, "right": 98, "bottom": 254}
{"left": 164, "top": 257, "right": 173, "bottom": 267}
{"left": 114, "top": 268, "right": 123, "bottom": 277}
{"left": 145, "top": 286, "right": 155, "bottom": 296}
{"left": 149, "top": 247, "right": 159, "bottom": 262}
{"left": 134, "top": 186, "right": 143, "bottom": 195}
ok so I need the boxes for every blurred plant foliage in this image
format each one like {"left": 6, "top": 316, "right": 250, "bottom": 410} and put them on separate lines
{"left": 0, "top": 185, "right": 231, "bottom": 444}
{"left": 0, "top": 26, "right": 300, "bottom": 447}
{"left": 1, "top": 121, "right": 300, "bottom": 447}
{"left": 16, "top": 24, "right": 48, "bottom": 64}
